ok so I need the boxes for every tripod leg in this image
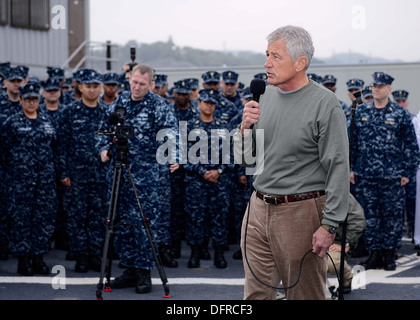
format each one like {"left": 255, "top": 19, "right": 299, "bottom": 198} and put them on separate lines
{"left": 96, "top": 165, "right": 124, "bottom": 300}
{"left": 126, "top": 167, "right": 171, "bottom": 298}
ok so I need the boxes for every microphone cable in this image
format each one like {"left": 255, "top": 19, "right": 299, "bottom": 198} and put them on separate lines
{"left": 242, "top": 191, "right": 342, "bottom": 292}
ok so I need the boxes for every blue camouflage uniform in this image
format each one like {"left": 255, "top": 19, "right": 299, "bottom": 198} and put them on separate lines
{"left": 351, "top": 72, "right": 420, "bottom": 252}
{"left": 184, "top": 89, "right": 231, "bottom": 251}
{"left": 0, "top": 66, "right": 26, "bottom": 258}
{"left": 0, "top": 82, "right": 58, "bottom": 258}
{"left": 97, "top": 89, "right": 178, "bottom": 271}
{"left": 57, "top": 69, "right": 109, "bottom": 262}
{"left": 39, "top": 77, "right": 69, "bottom": 250}
{"left": 392, "top": 89, "right": 416, "bottom": 233}
{"left": 202, "top": 71, "right": 238, "bottom": 125}
{"left": 168, "top": 80, "right": 199, "bottom": 252}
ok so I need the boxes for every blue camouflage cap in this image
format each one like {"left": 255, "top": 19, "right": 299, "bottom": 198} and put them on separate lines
{"left": 173, "top": 80, "right": 191, "bottom": 94}
{"left": 5, "top": 67, "right": 26, "bottom": 81}
{"left": 42, "top": 78, "right": 62, "bottom": 91}
{"left": 0, "top": 62, "right": 10, "bottom": 78}
{"left": 241, "top": 87, "right": 252, "bottom": 100}
{"left": 222, "top": 71, "right": 239, "bottom": 84}
{"left": 154, "top": 73, "right": 168, "bottom": 87}
{"left": 372, "top": 72, "right": 394, "bottom": 86}
{"left": 202, "top": 71, "right": 221, "bottom": 83}
{"left": 392, "top": 90, "right": 409, "bottom": 101}
{"left": 363, "top": 85, "right": 373, "bottom": 98}
{"left": 308, "top": 73, "right": 323, "bottom": 84}
{"left": 102, "top": 72, "right": 120, "bottom": 85}
{"left": 17, "top": 65, "right": 29, "bottom": 78}
{"left": 47, "top": 67, "right": 65, "bottom": 80}
{"left": 198, "top": 89, "right": 219, "bottom": 104}
{"left": 62, "top": 77, "right": 74, "bottom": 88}
{"left": 347, "top": 78, "right": 365, "bottom": 90}
{"left": 19, "top": 82, "right": 41, "bottom": 98}
{"left": 254, "top": 73, "right": 268, "bottom": 80}
{"left": 78, "top": 68, "right": 103, "bottom": 84}
{"left": 322, "top": 75, "right": 337, "bottom": 85}
{"left": 185, "top": 78, "right": 199, "bottom": 90}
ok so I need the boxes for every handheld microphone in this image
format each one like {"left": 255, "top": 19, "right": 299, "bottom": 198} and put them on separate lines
{"left": 249, "top": 79, "right": 266, "bottom": 129}
{"left": 250, "top": 79, "right": 266, "bottom": 103}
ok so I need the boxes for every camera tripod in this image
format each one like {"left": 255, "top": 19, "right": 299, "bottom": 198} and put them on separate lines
{"left": 96, "top": 146, "right": 170, "bottom": 300}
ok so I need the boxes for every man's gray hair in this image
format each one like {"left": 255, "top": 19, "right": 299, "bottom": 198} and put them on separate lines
{"left": 267, "top": 26, "right": 315, "bottom": 70}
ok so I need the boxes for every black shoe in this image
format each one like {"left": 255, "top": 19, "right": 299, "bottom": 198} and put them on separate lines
{"left": 135, "top": 269, "right": 152, "bottom": 294}
{"left": 111, "top": 268, "right": 141, "bottom": 289}
{"left": 33, "top": 255, "right": 50, "bottom": 275}
{"left": 75, "top": 254, "right": 89, "bottom": 273}
{"left": 360, "top": 250, "right": 383, "bottom": 270}
{"left": 88, "top": 255, "right": 102, "bottom": 272}
{"left": 383, "top": 249, "right": 397, "bottom": 271}
{"left": 0, "top": 245, "right": 9, "bottom": 261}
{"left": 233, "top": 249, "right": 242, "bottom": 260}
{"left": 214, "top": 246, "right": 227, "bottom": 269}
{"left": 188, "top": 245, "right": 201, "bottom": 269}
{"left": 200, "top": 245, "right": 211, "bottom": 260}
{"left": 17, "top": 256, "right": 34, "bottom": 276}
{"left": 170, "top": 240, "right": 181, "bottom": 259}
{"left": 159, "top": 246, "right": 178, "bottom": 268}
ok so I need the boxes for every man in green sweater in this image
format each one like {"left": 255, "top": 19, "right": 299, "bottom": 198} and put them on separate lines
{"left": 234, "top": 25, "right": 349, "bottom": 300}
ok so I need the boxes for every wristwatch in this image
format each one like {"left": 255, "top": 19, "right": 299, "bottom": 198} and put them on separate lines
{"left": 321, "top": 224, "right": 337, "bottom": 234}
{"left": 218, "top": 168, "right": 223, "bottom": 175}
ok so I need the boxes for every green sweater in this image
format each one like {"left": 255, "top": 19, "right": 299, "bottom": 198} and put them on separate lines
{"left": 234, "top": 80, "right": 350, "bottom": 227}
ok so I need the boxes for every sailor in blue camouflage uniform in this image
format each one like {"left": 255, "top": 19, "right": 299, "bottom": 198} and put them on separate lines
{"left": 0, "top": 66, "right": 26, "bottom": 260}
{"left": 363, "top": 85, "right": 373, "bottom": 103}
{"left": 57, "top": 69, "right": 109, "bottom": 273}
{"left": 98, "top": 64, "right": 178, "bottom": 294}
{"left": 221, "top": 71, "right": 243, "bottom": 113}
{"left": 0, "top": 67, "right": 26, "bottom": 120}
{"left": 60, "top": 69, "right": 82, "bottom": 106}
{"left": 322, "top": 75, "right": 351, "bottom": 121}
{"left": 40, "top": 77, "right": 69, "bottom": 251}
{"left": 347, "top": 78, "right": 365, "bottom": 104}
{"left": 101, "top": 72, "right": 120, "bottom": 106}
{"left": 0, "top": 82, "right": 58, "bottom": 276}
{"left": 350, "top": 72, "right": 420, "bottom": 271}
{"left": 184, "top": 89, "right": 231, "bottom": 269}
{"left": 167, "top": 80, "right": 199, "bottom": 260}
{"left": 202, "top": 71, "right": 237, "bottom": 126}
{"left": 152, "top": 73, "right": 170, "bottom": 103}
{"left": 392, "top": 89, "right": 416, "bottom": 237}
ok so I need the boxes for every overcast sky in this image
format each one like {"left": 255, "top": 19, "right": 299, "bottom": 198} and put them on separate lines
{"left": 89, "top": 0, "right": 420, "bottom": 62}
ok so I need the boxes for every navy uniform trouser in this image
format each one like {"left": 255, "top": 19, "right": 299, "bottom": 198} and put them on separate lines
{"left": 354, "top": 177, "right": 405, "bottom": 251}
{"left": 64, "top": 181, "right": 108, "bottom": 256}
{"left": 8, "top": 182, "right": 57, "bottom": 256}
{"left": 184, "top": 173, "right": 230, "bottom": 247}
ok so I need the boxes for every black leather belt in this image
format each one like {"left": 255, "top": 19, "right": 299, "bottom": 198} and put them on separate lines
{"left": 256, "top": 190, "right": 326, "bottom": 206}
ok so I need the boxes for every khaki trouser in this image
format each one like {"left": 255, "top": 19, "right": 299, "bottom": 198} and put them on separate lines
{"left": 327, "top": 251, "right": 353, "bottom": 287}
{"left": 241, "top": 191, "right": 328, "bottom": 300}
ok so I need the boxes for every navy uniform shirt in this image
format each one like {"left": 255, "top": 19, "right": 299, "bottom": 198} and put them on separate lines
{"left": 0, "top": 110, "right": 58, "bottom": 185}
{"left": 57, "top": 100, "right": 109, "bottom": 183}
{"left": 351, "top": 100, "right": 420, "bottom": 179}
{"left": 97, "top": 91, "right": 179, "bottom": 186}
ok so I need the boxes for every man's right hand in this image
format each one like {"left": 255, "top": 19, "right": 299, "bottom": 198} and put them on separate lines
{"left": 241, "top": 101, "right": 261, "bottom": 136}
{"left": 101, "top": 150, "right": 111, "bottom": 163}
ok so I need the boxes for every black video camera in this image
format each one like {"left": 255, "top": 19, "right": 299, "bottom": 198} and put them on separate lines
{"left": 353, "top": 90, "right": 363, "bottom": 106}
{"left": 98, "top": 106, "right": 135, "bottom": 141}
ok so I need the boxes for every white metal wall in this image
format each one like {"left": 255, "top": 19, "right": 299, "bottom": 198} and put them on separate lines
{"left": 0, "top": 0, "right": 69, "bottom": 78}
